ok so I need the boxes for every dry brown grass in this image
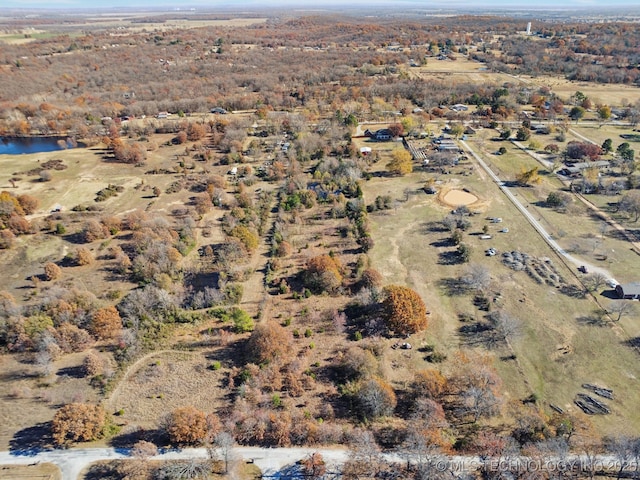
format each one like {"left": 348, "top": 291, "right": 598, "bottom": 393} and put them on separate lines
{"left": 0, "top": 463, "right": 61, "bottom": 480}
{"left": 104, "top": 350, "right": 227, "bottom": 428}
{"left": 0, "top": 351, "right": 103, "bottom": 450}
{"left": 541, "top": 76, "right": 640, "bottom": 106}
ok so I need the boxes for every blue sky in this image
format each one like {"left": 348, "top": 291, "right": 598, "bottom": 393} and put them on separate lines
{"left": 1, "top": 0, "right": 639, "bottom": 9}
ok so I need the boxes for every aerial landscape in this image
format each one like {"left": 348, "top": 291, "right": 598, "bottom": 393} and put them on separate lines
{"left": 1, "top": 1, "right": 640, "bottom": 479}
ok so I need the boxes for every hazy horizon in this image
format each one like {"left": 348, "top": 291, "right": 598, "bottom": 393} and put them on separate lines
{"left": 1, "top": 0, "right": 639, "bottom": 11}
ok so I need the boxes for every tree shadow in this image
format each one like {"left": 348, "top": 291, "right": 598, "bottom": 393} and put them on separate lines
{"left": 438, "top": 251, "right": 464, "bottom": 265}
{"left": 61, "top": 232, "right": 88, "bottom": 245}
{"left": 371, "top": 171, "right": 392, "bottom": 178}
{"left": 604, "top": 229, "right": 631, "bottom": 242}
{"left": 458, "top": 322, "right": 495, "bottom": 347}
{"left": 576, "top": 313, "right": 608, "bottom": 327}
{"left": 267, "top": 462, "right": 303, "bottom": 479}
{"left": 430, "top": 238, "right": 454, "bottom": 248}
{"left": 56, "top": 365, "right": 85, "bottom": 379}
{"left": 9, "top": 422, "right": 54, "bottom": 455}
{"left": 501, "top": 180, "right": 519, "bottom": 188}
{"left": 83, "top": 462, "right": 121, "bottom": 480}
{"left": 421, "top": 221, "right": 448, "bottom": 233}
{"left": 109, "top": 427, "right": 165, "bottom": 449}
{"left": 624, "top": 337, "right": 640, "bottom": 349}
{"left": 559, "top": 284, "right": 586, "bottom": 298}
{"left": 437, "top": 277, "right": 470, "bottom": 296}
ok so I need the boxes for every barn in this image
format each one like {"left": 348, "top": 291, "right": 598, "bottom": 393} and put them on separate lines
{"left": 615, "top": 282, "right": 640, "bottom": 299}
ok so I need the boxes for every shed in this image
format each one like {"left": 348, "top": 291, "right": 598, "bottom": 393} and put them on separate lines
{"left": 615, "top": 282, "right": 640, "bottom": 299}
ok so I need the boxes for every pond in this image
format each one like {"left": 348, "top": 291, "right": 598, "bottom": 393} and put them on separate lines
{"left": 0, "top": 137, "right": 77, "bottom": 155}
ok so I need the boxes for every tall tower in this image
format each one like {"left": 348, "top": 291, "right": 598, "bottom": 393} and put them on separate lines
{"left": 526, "top": 22, "right": 532, "bottom": 35}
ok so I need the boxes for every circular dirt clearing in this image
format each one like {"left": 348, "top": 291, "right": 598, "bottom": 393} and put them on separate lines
{"left": 442, "top": 189, "right": 478, "bottom": 206}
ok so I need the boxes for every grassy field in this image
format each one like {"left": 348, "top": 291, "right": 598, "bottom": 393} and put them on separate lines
{"left": 362, "top": 132, "right": 640, "bottom": 435}
{"left": 570, "top": 123, "right": 640, "bottom": 149}
{"left": 0, "top": 17, "right": 268, "bottom": 43}
{"left": 0, "top": 351, "right": 103, "bottom": 450}
{"left": 542, "top": 77, "right": 640, "bottom": 106}
{"left": 0, "top": 463, "right": 61, "bottom": 479}
{"left": 409, "top": 52, "right": 640, "bottom": 108}
{"left": 104, "top": 350, "right": 228, "bottom": 430}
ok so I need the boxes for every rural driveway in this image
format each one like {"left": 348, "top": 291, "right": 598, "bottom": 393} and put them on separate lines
{"left": 0, "top": 446, "right": 349, "bottom": 480}
{"left": 460, "top": 140, "right": 616, "bottom": 283}
{"left": 0, "top": 446, "right": 632, "bottom": 480}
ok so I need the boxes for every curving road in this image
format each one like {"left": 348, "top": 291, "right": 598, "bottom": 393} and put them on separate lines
{"left": 460, "top": 139, "right": 616, "bottom": 283}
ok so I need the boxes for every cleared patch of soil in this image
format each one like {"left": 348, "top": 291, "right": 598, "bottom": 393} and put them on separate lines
{"left": 442, "top": 189, "right": 478, "bottom": 207}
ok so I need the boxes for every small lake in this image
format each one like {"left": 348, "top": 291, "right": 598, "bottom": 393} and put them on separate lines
{"left": 0, "top": 137, "right": 76, "bottom": 155}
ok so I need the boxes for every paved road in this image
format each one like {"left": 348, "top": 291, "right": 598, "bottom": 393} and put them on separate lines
{"left": 460, "top": 140, "right": 615, "bottom": 282}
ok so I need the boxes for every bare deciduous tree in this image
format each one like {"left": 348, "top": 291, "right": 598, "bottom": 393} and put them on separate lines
{"left": 584, "top": 272, "right": 607, "bottom": 292}
{"left": 461, "top": 263, "right": 491, "bottom": 292}
{"left": 208, "top": 431, "right": 235, "bottom": 474}
{"left": 608, "top": 300, "right": 635, "bottom": 322}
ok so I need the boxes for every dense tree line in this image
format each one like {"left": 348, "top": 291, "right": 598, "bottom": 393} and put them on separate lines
{"left": 2, "top": 15, "right": 638, "bottom": 138}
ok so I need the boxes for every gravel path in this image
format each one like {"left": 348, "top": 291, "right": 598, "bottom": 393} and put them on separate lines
{"left": 460, "top": 140, "right": 616, "bottom": 283}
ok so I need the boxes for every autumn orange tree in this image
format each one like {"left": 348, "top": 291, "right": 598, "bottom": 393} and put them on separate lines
{"left": 90, "top": 306, "right": 122, "bottom": 340}
{"left": 303, "top": 254, "right": 343, "bottom": 293}
{"left": 16, "top": 194, "right": 39, "bottom": 215}
{"left": 300, "top": 452, "right": 327, "bottom": 479}
{"left": 52, "top": 403, "right": 106, "bottom": 446}
{"left": 359, "top": 268, "right": 383, "bottom": 289}
{"left": 166, "top": 406, "right": 208, "bottom": 445}
{"left": 412, "top": 368, "right": 448, "bottom": 400}
{"left": 43, "top": 262, "right": 62, "bottom": 281}
{"left": 246, "top": 321, "right": 294, "bottom": 364}
{"left": 381, "top": 285, "right": 428, "bottom": 335}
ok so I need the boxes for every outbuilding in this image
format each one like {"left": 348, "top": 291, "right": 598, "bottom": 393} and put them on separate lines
{"left": 615, "top": 282, "right": 640, "bottom": 299}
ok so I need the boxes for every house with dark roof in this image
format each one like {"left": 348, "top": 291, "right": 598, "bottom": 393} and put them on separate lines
{"left": 615, "top": 282, "right": 640, "bottom": 299}
{"left": 364, "top": 128, "right": 394, "bottom": 141}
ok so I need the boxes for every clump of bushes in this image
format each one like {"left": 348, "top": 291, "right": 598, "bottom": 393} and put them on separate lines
{"left": 95, "top": 184, "right": 124, "bottom": 202}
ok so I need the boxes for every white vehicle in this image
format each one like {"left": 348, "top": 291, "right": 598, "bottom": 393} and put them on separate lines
{"left": 485, "top": 248, "right": 497, "bottom": 256}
